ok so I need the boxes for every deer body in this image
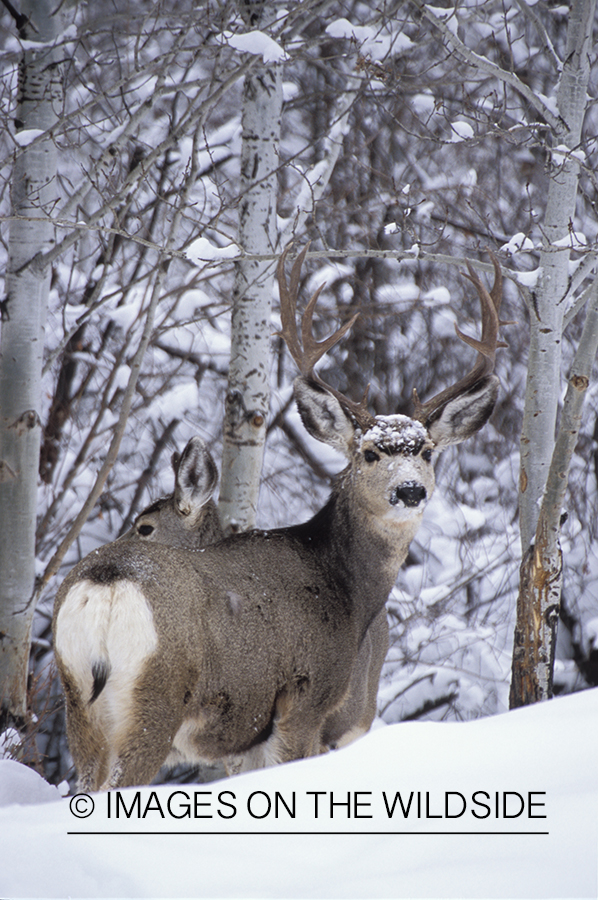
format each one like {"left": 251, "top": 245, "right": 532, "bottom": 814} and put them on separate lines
{"left": 54, "top": 249, "right": 505, "bottom": 791}
{"left": 56, "top": 417, "right": 432, "bottom": 789}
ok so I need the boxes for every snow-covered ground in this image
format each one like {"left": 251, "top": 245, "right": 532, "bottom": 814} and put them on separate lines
{"left": 1, "top": 688, "right": 597, "bottom": 899}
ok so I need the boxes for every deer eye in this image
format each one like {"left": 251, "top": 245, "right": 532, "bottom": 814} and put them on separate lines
{"left": 137, "top": 523, "right": 154, "bottom": 537}
{"left": 364, "top": 450, "right": 380, "bottom": 464}
{"left": 421, "top": 448, "right": 433, "bottom": 462}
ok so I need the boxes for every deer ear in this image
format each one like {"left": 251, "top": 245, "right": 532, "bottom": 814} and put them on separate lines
{"left": 294, "top": 377, "right": 355, "bottom": 457}
{"left": 426, "top": 375, "right": 499, "bottom": 449}
{"left": 174, "top": 437, "right": 219, "bottom": 520}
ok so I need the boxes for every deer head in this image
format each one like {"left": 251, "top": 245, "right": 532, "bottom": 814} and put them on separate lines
{"left": 122, "top": 436, "right": 221, "bottom": 548}
{"left": 277, "top": 246, "right": 503, "bottom": 533}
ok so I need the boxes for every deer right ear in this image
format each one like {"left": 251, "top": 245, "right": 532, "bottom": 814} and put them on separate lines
{"left": 173, "top": 437, "right": 219, "bottom": 521}
{"left": 426, "top": 375, "right": 499, "bottom": 449}
{"left": 294, "top": 376, "right": 355, "bottom": 457}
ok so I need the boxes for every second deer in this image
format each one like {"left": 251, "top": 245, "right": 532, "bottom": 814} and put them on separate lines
{"left": 53, "top": 248, "right": 505, "bottom": 790}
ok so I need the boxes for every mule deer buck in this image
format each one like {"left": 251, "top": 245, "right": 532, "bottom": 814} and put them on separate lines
{"left": 53, "top": 248, "right": 505, "bottom": 791}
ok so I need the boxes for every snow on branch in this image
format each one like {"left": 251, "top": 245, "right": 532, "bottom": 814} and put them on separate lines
{"left": 325, "top": 17, "right": 412, "bottom": 60}
{"left": 219, "top": 30, "right": 288, "bottom": 62}
{"left": 186, "top": 237, "right": 239, "bottom": 265}
{"left": 13, "top": 128, "right": 45, "bottom": 147}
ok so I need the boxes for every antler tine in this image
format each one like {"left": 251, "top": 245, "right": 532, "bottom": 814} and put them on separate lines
{"left": 277, "top": 245, "right": 375, "bottom": 430}
{"left": 301, "top": 284, "right": 359, "bottom": 372}
{"left": 276, "top": 244, "right": 307, "bottom": 372}
{"left": 413, "top": 250, "right": 507, "bottom": 426}
{"left": 462, "top": 251, "right": 510, "bottom": 353}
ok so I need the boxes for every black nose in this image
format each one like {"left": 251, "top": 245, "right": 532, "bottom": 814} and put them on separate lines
{"left": 391, "top": 482, "right": 427, "bottom": 508}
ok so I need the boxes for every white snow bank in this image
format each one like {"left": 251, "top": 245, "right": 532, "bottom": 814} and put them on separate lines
{"left": 0, "top": 759, "right": 64, "bottom": 807}
{"left": 0, "top": 688, "right": 596, "bottom": 898}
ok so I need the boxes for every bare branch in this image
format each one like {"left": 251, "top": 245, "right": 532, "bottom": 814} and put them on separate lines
{"left": 279, "top": 70, "right": 365, "bottom": 246}
{"left": 22, "top": 54, "right": 258, "bottom": 277}
{"left": 37, "top": 269, "right": 163, "bottom": 589}
{"left": 563, "top": 251, "right": 598, "bottom": 328}
{"left": 412, "top": 1, "right": 562, "bottom": 134}
{"left": 512, "top": 0, "right": 563, "bottom": 72}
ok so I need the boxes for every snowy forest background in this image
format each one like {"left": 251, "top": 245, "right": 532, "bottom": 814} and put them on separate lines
{"left": 0, "top": 0, "right": 597, "bottom": 788}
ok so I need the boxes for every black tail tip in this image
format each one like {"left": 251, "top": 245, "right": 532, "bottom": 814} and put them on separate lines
{"left": 89, "top": 659, "right": 110, "bottom": 704}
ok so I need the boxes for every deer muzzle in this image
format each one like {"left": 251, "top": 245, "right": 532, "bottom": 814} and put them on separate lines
{"left": 390, "top": 482, "right": 427, "bottom": 508}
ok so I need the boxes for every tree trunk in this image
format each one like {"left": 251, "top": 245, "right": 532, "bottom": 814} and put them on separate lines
{"left": 218, "top": 63, "right": 282, "bottom": 534}
{"left": 0, "top": 0, "right": 61, "bottom": 728}
{"left": 518, "top": 0, "right": 596, "bottom": 550}
{"left": 510, "top": 0, "right": 597, "bottom": 706}
{"left": 510, "top": 276, "right": 598, "bottom": 707}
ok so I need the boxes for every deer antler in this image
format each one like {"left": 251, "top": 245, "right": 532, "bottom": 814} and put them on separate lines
{"left": 277, "top": 245, "right": 376, "bottom": 430}
{"left": 412, "top": 250, "right": 508, "bottom": 426}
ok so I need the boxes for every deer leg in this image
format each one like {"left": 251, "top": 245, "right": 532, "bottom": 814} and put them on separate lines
{"left": 256, "top": 683, "right": 324, "bottom": 768}
{"left": 321, "top": 611, "right": 389, "bottom": 751}
{"left": 99, "top": 658, "right": 190, "bottom": 790}
{"left": 100, "top": 712, "right": 182, "bottom": 790}
{"left": 100, "top": 708, "right": 185, "bottom": 789}
{"left": 60, "top": 668, "right": 109, "bottom": 792}
{"left": 222, "top": 683, "right": 324, "bottom": 776}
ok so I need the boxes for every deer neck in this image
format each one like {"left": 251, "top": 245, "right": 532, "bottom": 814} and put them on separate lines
{"left": 201, "top": 499, "right": 226, "bottom": 544}
{"left": 290, "top": 485, "right": 417, "bottom": 637}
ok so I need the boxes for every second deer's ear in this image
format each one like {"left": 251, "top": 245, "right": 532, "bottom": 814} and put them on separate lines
{"left": 294, "top": 376, "right": 355, "bottom": 457}
{"left": 174, "top": 437, "right": 219, "bottom": 520}
{"left": 426, "top": 375, "right": 499, "bottom": 449}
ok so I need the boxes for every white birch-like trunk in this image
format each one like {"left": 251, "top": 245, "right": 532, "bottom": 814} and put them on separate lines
{"left": 218, "top": 64, "right": 282, "bottom": 533}
{"left": 511, "top": 276, "right": 598, "bottom": 706}
{"left": 0, "top": 1, "right": 60, "bottom": 725}
{"left": 510, "top": 0, "right": 597, "bottom": 706}
{"left": 414, "top": 0, "right": 597, "bottom": 704}
{"left": 518, "top": 0, "right": 596, "bottom": 550}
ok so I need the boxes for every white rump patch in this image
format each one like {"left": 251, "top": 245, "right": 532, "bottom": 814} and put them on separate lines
{"left": 55, "top": 579, "right": 158, "bottom": 748}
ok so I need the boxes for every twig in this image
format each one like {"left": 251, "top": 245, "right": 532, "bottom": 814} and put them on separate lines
{"left": 0, "top": 0, "right": 30, "bottom": 32}
{"left": 37, "top": 268, "right": 165, "bottom": 589}
{"left": 412, "top": 0, "right": 562, "bottom": 134}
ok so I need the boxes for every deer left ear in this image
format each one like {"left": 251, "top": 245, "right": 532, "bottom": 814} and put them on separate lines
{"left": 426, "top": 375, "right": 499, "bottom": 449}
